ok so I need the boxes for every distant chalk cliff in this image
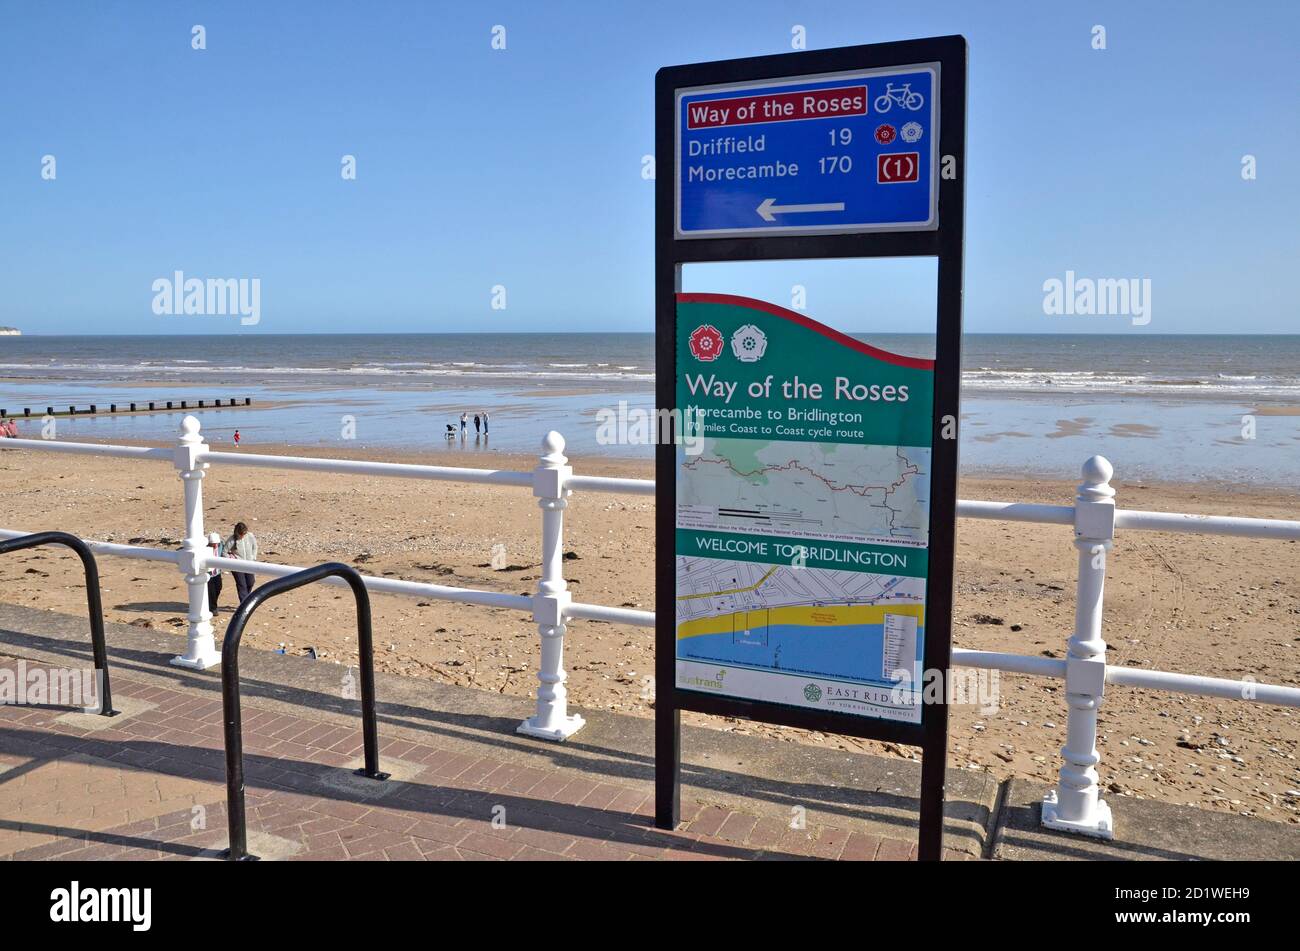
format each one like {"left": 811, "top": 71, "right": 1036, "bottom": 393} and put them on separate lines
{"left": 0, "top": 327, "right": 19, "bottom": 335}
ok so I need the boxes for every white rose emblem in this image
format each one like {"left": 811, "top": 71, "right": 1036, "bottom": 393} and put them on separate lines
{"left": 730, "top": 324, "right": 767, "bottom": 363}
{"left": 900, "top": 121, "right": 923, "bottom": 143}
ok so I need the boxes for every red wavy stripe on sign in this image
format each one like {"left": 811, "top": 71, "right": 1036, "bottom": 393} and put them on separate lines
{"left": 676, "top": 293, "right": 935, "bottom": 371}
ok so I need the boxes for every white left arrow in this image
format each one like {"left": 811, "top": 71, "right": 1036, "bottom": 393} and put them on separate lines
{"left": 756, "top": 198, "right": 846, "bottom": 222}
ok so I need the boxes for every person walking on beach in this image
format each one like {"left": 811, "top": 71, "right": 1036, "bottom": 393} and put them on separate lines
{"left": 481, "top": 411, "right": 489, "bottom": 435}
{"left": 225, "top": 522, "right": 258, "bottom": 603}
{"left": 206, "top": 531, "right": 224, "bottom": 614}
{"left": 233, "top": 429, "right": 241, "bottom": 447}
{"left": 473, "top": 413, "right": 481, "bottom": 435}
{"left": 459, "top": 412, "right": 467, "bottom": 437}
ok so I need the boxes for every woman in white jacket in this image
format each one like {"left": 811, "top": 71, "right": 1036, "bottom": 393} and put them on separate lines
{"left": 224, "top": 522, "right": 258, "bottom": 604}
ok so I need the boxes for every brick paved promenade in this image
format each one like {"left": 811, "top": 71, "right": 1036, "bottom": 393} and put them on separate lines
{"left": 0, "top": 657, "right": 962, "bottom": 861}
{"left": 5, "top": 602, "right": 1295, "bottom": 862}
{"left": 0, "top": 603, "right": 984, "bottom": 861}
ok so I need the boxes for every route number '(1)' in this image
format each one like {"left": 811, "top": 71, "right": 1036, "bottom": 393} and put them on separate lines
{"left": 877, "top": 152, "right": 919, "bottom": 184}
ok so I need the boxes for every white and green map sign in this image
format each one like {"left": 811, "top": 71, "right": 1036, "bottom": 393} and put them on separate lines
{"left": 674, "top": 293, "right": 935, "bottom": 723}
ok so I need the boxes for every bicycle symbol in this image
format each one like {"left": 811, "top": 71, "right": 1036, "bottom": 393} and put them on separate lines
{"left": 873, "top": 82, "right": 924, "bottom": 113}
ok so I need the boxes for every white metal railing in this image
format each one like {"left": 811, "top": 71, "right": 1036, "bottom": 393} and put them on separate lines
{"left": 2, "top": 418, "right": 1298, "bottom": 840}
{"left": 0, "top": 419, "right": 653, "bottom": 744}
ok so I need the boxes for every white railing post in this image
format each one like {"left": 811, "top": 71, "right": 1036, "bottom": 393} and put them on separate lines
{"left": 1042, "top": 454, "right": 1115, "bottom": 838}
{"left": 170, "top": 415, "right": 220, "bottom": 670}
{"left": 517, "top": 431, "right": 586, "bottom": 741}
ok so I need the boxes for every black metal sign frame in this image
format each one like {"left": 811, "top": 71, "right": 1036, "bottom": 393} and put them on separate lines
{"left": 654, "top": 35, "right": 966, "bottom": 861}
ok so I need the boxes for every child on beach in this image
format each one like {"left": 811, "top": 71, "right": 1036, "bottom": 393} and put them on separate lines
{"left": 474, "top": 414, "right": 481, "bottom": 435}
{"left": 233, "top": 429, "right": 241, "bottom": 447}
{"left": 206, "top": 531, "right": 223, "bottom": 614}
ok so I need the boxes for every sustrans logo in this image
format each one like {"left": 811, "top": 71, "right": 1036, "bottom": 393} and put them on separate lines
{"left": 681, "top": 674, "right": 724, "bottom": 689}
{"left": 688, "top": 324, "right": 723, "bottom": 362}
{"left": 803, "top": 683, "right": 823, "bottom": 702}
{"left": 730, "top": 324, "right": 767, "bottom": 363}
{"left": 50, "top": 881, "right": 151, "bottom": 932}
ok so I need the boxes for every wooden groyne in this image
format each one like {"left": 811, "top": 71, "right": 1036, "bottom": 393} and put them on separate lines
{"left": 0, "top": 398, "right": 253, "bottom": 419}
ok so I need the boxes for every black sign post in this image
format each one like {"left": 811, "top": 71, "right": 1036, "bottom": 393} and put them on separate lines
{"left": 654, "top": 35, "right": 967, "bottom": 861}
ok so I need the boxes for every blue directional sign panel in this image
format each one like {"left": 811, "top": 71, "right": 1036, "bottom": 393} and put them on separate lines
{"left": 676, "top": 65, "right": 939, "bottom": 238}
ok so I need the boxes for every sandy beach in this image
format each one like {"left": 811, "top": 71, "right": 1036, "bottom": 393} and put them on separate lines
{"left": 0, "top": 439, "right": 1296, "bottom": 825}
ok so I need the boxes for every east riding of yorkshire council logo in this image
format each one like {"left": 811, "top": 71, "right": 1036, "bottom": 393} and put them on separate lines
{"left": 688, "top": 324, "right": 723, "bottom": 362}
{"left": 803, "top": 683, "right": 823, "bottom": 702}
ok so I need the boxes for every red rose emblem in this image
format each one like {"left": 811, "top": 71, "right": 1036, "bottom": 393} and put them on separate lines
{"left": 688, "top": 324, "right": 723, "bottom": 362}
{"left": 875, "top": 123, "right": 897, "bottom": 145}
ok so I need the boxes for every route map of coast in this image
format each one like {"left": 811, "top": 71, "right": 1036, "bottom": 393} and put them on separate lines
{"left": 675, "top": 556, "right": 925, "bottom": 688}
{"left": 674, "top": 435, "right": 931, "bottom": 698}
{"left": 677, "top": 437, "right": 930, "bottom": 548}
{"left": 671, "top": 295, "right": 935, "bottom": 721}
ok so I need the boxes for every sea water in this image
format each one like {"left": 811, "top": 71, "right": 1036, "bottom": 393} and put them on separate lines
{"left": 1, "top": 333, "right": 1297, "bottom": 485}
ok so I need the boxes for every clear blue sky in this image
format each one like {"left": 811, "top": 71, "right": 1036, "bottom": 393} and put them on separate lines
{"left": 1, "top": 0, "right": 1296, "bottom": 335}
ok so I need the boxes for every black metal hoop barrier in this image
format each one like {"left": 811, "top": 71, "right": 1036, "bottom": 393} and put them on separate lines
{"left": 221, "top": 562, "right": 389, "bottom": 861}
{"left": 0, "top": 531, "right": 117, "bottom": 717}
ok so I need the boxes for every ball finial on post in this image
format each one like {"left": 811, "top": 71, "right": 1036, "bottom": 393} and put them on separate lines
{"left": 1078, "top": 454, "right": 1115, "bottom": 503}
{"left": 540, "top": 431, "right": 567, "bottom": 467}
{"left": 1081, "top": 454, "right": 1113, "bottom": 487}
